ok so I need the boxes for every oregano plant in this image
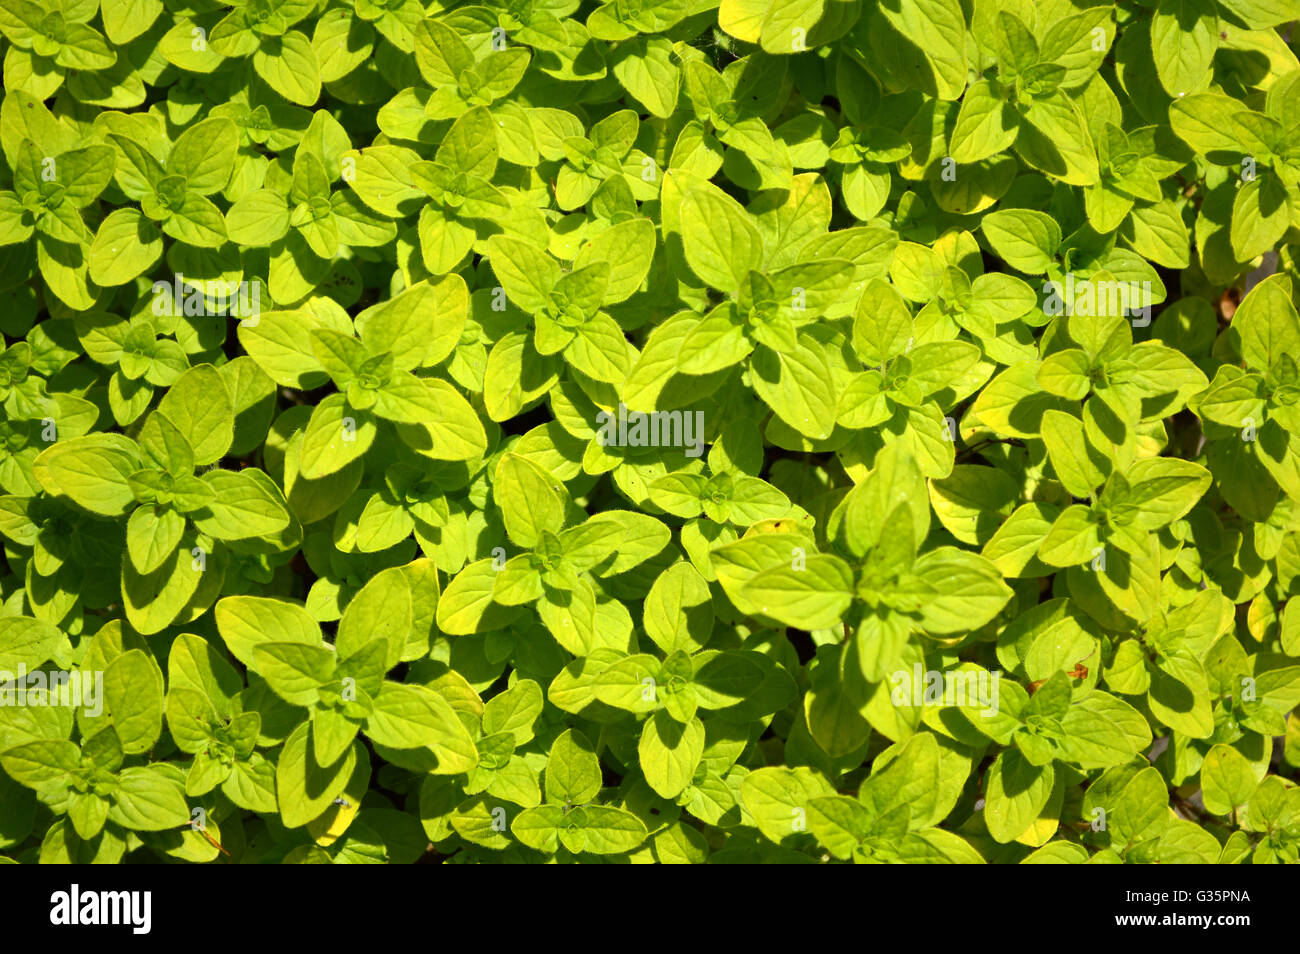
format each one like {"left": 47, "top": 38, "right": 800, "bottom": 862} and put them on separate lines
{"left": 0, "top": 0, "right": 1297, "bottom": 867}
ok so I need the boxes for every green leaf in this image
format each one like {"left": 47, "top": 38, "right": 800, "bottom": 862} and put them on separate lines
{"left": 494, "top": 453, "right": 566, "bottom": 548}
{"left": 740, "top": 766, "right": 835, "bottom": 844}
{"left": 355, "top": 283, "right": 439, "bottom": 371}
{"left": 1150, "top": 0, "right": 1218, "bottom": 98}
{"left": 167, "top": 118, "right": 238, "bottom": 195}
{"left": 742, "top": 554, "right": 854, "bottom": 629}
{"left": 276, "top": 724, "right": 358, "bottom": 828}
{"left": 367, "top": 683, "right": 478, "bottom": 774}
{"left": 108, "top": 766, "right": 189, "bottom": 831}
{"left": 103, "top": 649, "right": 163, "bottom": 754}
{"left": 877, "top": 0, "right": 968, "bottom": 100}
{"left": 679, "top": 182, "right": 764, "bottom": 293}
{"left": 215, "top": 596, "right": 322, "bottom": 670}
{"left": 89, "top": 209, "right": 162, "bottom": 286}
{"left": 156, "top": 365, "right": 234, "bottom": 466}
{"left": 252, "top": 642, "right": 334, "bottom": 707}
{"left": 1231, "top": 175, "right": 1291, "bottom": 263}
{"left": 1055, "top": 691, "right": 1152, "bottom": 769}
{"left": 949, "top": 80, "right": 1019, "bottom": 164}
{"left": 0, "top": 740, "right": 79, "bottom": 793}
{"left": 545, "top": 729, "right": 602, "bottom": 805}
{"left": 192, "top": 469, "right": 291, "bottom": 540}
{"left": 982, "top": 209, "right": 1061, "bottom": 273}
{"left": 749, "top": 338, "right": 838, "bottom": 439}
{"left": 33, "top": 435, "right": 141, "bottom": 517}
{"left": 612, "top": 36, "right": 680, "bottom": 118}
{"left": 0, "top": 617, "right": 64, "bottom": 672}
{"left": 253, "top": 31, "right": 322, "bottom": 107}
{"left": 1200, "top": 743, "right": 1259, "bottom": 816}
{"left": 1234, "top": 273, "right": 1300, "bottom": 372}
{"left": 638, "top": 711, "right": 705, "bottom": 798}
{"left": 1016, "top": 94, "right": 1100, "bottom": 185}
{"left": 643, "top": 561, "right": 714, "bottom": 654}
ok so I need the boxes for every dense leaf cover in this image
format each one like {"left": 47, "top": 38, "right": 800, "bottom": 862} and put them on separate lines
{"left": 0, "top": 0, "right": 1299, "bottom": 864}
